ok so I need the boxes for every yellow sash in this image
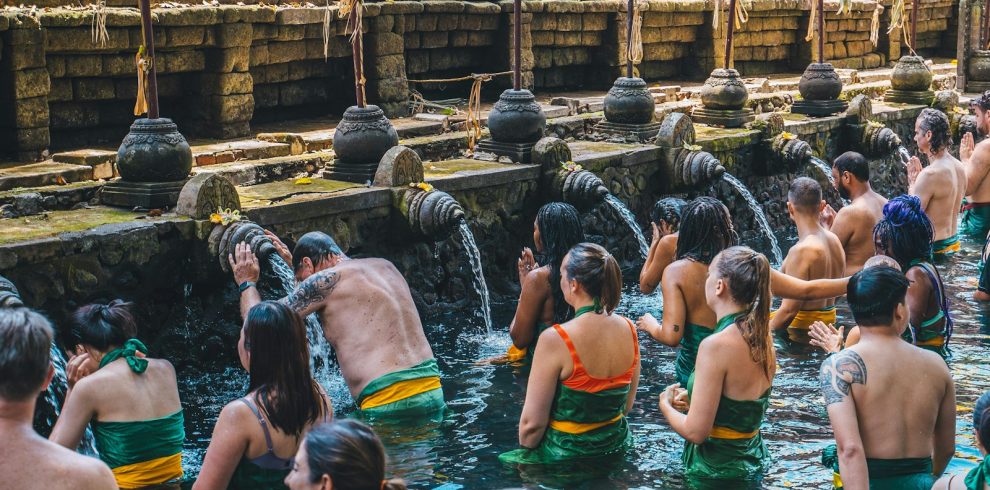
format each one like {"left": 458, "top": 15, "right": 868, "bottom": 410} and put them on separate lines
{"left": 833, "top": 471, "right": 844, "bottom": 488}
{"left": 934, "top": 238, "right": 960, "bottom": 255}
{"left": 505, "top": 344, "right": 528, "bottom": 362}
{"left": 709, "top": 425, "right": 759, "bottom": 440}
{"left": 916, "top": 335, "right": 945, "bottom": 347}
{"left": 770, "top": 308, "right": 837, "bottom": 330}
{"left": 112, "top": 452, "right": 183, "bottom": 490}
{"left": 359, "top": 376, "right": 442, "bottom": 410}
{"left": 549, "top": 414, "right": 623, "bottom": 434}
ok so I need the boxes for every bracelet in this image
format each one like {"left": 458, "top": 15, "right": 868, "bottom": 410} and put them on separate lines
{"left": 238, "top": 281, "right": 256, "bottom": 293}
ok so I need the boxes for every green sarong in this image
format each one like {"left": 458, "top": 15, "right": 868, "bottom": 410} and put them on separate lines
{"left": 903, "top": 260, "right": 951, "bottom": 359}
{"left": 965, "top": 457, "right": 990, "bottom": 490}
{"left": 822, "top": 444, "right": 936, "bottom": 489}
{"left": 933, "top": 234, "right": 961, "bottom": 257}
{"left": 228, "top": 459, "right": 289, "bottom": 490}
{"left": 356, "top": 358, "right": 445, "bottom": 422}
{"left": 675, "top": 323, "right": 715, "bottom": 387}
{"left": 92, "top": 411, "right": 185, "bottom": 489}
{"left": 961, "top": 200, "right": 990, "bottom": 238}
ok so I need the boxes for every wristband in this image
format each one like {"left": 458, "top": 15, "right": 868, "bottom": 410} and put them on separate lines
{"left": 238, "top": 281, "right": 256, "bottom": 293}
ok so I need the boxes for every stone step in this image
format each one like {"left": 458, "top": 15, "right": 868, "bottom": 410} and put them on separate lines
{"left": 0, "top": 161, "right": 95, "bottom": 192}
{"left": 50, "top": 149, "right": 117, "bottom": 180}
{"left": 191, "top": 140, "right": 293, "bottom": 167}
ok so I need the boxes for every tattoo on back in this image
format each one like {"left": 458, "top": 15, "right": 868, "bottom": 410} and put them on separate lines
{"left": 283, "top": 270, "right": 340, "bottom": 312}
{"left": 819, "top": 350, "right": 867, "bottom": 406}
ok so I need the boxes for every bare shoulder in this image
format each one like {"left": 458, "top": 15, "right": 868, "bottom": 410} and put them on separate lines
{"left": 818, "top": 347, "right": 868, "bottom": 405}
{"left": 523, "top": 266, "right": 551, "bottom": 292}
{"left": 43, "top": 440, "right": 116, "bottom": 489}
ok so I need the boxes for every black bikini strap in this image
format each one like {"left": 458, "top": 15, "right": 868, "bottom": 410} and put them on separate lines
{"left": 239, "top": 397, "right": 275, "bottom": 453}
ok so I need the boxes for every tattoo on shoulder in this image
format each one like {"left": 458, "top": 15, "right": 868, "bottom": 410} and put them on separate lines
{"left": 673, "top": 324, "right": 680, "bottom": 333}
{"left": 819, "top": 350, "right": 867, "bottom": 406}
{"left": 283, "top": 270, "right": 340, "bottom": 312}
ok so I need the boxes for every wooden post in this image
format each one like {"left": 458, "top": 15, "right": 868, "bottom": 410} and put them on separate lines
{"left": 817, "top": 0, "right": 825, "bottom": 63}
{"left": 138, "top": 0, "right": 159, "bottom": 119}
{"left": 514, "top": 0, "right": 521, "bottom": 90}
{"left": 626, "top": 0, "right": 634, "bottom": 77}
{"left": 724, "top": 0, "right": 737, "bottom": 69}
{"left": 349, "top": 2, "right": 366, "bottom": 108}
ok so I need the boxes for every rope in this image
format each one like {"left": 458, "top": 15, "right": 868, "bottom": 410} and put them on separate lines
{"left": 887, "top": 0, "right": 914, "bottom": 54}
{"left": 805, "top": 0, "right": 817, "bottom": 42}
{"left": 837, "top": 0, "right": 851, "bottom": 16}
{"left": 407, "top": 71, "right": 513, "bottom": 84}
{"left": 713, "top": 0, "right": 749, "bottom": 32}
{"left": 90, "top": 0, "right": 108, "bottom": 47}
{"left": 626, "top": 1, "right": 645, "bottom": 65}
{"left": 133, "top": 45, "right": 150, "bottom": 116}
{"left": 406, "top": 71, "right": 513, "bottom": 152}
{"left": 870, "top": 3, "right": 884, "bottom": 47}
{"left": 322, "top": 0, "right": 332, "bottom": 60}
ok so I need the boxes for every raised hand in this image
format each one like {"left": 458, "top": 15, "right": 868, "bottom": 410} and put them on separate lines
{"left": 961, "top": 131, "right": 976, "bottom": 163}
{"left": 66, "top": 348, "right": 97, "bottom": 388}
{"left": 228, "top": 241, "right": 261, "bottom": 286}
{"left": 651, "top": 222, "right": 661, "bottom": 247}
{"left": 808, "top": 321, "right": 844, "bottom": 354}
{"left": 263, "top": 230, "right": 292, "bottom": 265}
{"left": 636, "top": 313, "right": 660, "bottom": 337}
{"left": 820, "top": 203, "right": 837, "bottom": 228}
{"left": 907, "top": 156, "right": 923, "bottom": 185}
{"left": 517, "top": 247, "right": 536, "bottom": 284}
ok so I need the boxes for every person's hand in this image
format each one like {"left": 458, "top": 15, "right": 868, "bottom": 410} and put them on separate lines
{"left": 961, "top": 131, "right": 976, "bottom": 163}
{"left": 820, "top": 203, "right": 837, "bottom": 228}
{"left": 228, "top": 241, "right": 261, "bottom": 286}
{"left": 659, "top": 383, "right": 681, "bottom": 410}
{"left": 517, "top": 247, "right": 536, "bottom": 284}
{"left": 650, "top": 222, "right": 661, "bottom": 248}
{"left": 808, "top": 321, "right": 844, "bottom": 354}
{"left": 66, "top": 348, "right": 98, "bottom": 389}
{"left": 671, "top": 387, "right": 689, "bottom": 412}
{"left": 907, "top": 156, "right": 923, "bottom": 184}
{"left": 263, "top": 230, "right": 292, "bottom": 266}
{"left": 636, "top": 313, "right": 659, "bottom": 336}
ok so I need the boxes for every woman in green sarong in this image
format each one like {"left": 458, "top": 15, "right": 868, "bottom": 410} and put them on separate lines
{"left": 50, "top": 300, "right": 185, "bottom": 490}
{"left": 934, "top": 391, "right": 990, "bottom": 489}
{"left": 195, "top": 301, "right": 332, "bottom": 490}
{"left": 500, "top": 242, "right": 640, "bottom": 466}
{"left": 659, "top": 246, "right": 776, "bottom": 485}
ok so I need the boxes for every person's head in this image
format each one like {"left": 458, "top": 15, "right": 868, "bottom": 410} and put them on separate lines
{"left": 533, "top": 202, "right": 585, "bottom": 323}
{"left": 0, "top": 308, "right": 55, "bottom": 403}
{"left": 675, "top": 196, "right": 737, "bottom": 264}
{"left": 914, "top": 108, "right": 951, "bottom": 156}
{"left": 560, "top": 243, "right": 622, "bottom": 314}
{"left": 974, "top": 391, "right": 990, "bottom": 455}
{"left": 970, "top": 90, "right": 990, "bottom": 136}
{"left": 846, "top": 266, "right": 910, "bottom": 333}
{"left": 706, "top": 246, "right": 774, "bottom": 380}
{"left": 239, "top": 301, "right": 322, "bottom": 436}
{"left": 832, "top": 151, "right": 871, "bottom": 199}
{"left": 872, "top": 195, "right": 933, "bottom": 269}
{"left": 70, "top": 300, "right": 137, "bottom": 358}
{"left": 863, "top": 254, "right": 901, "bottom": 271}
{"left": 293, "top": 232, "right": 344, "bottom": 282}
{"left": 650, "top": 197, "right": 689, "bottom": 232}
{"left": 787, "top": 177, "right": 825, "bottom": 220}
{"left": 286, "top": 420, "right": 406, "bottom": 490}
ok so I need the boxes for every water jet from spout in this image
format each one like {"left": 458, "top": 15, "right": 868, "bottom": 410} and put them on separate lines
{"left": 722, "top": 173, "right": 783, "bottom": 265}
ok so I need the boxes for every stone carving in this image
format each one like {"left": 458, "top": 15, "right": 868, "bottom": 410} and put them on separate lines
{"left": 333, "top": 105, "right": 399, "bottom": 164}
{"left": 890, "top": 55, "right": 933, "bottom": 91}
{"left": 656, "top": 112, "right": 726, "bottom": 189}
{"left": 655, "top": 112, "right": 696, "bottom": 150}
{"left": 116, "top": 118, "right": 193, "bottom": 183}
{"left": 532, "top": 137, "right": 607, "bottom": 212}
{"left": 0, "top": 274, "right": 23, "bottom": 308}
{"left": 402, "top": 188, "right": 466, "bottom": 241}
{"left": 373, "top": 146, "right": 425, "bottom": 187}
{"left": 846, "top": 94, "right": 873, "bottom": 125}
{"left": 487, "top": 89, "right": 547, "bottom": 143}
{"left": 211, "top": 221, "right": 277, "bottom": 273}
{"left": 176, "top": 173, "right": 241, "bottom": 220}
{"left": 532, "top": 137, "right": 572, "bottom": 169}
{"left": 931, "top": 90, "right": 960, "bottom": 112}
{"left": 798, "top": 63, "right": 843, "bottom": 101}
{"left": 700, "top": 68, "right": 749, "bottom": 110}
{"left": 604, "top": 77, "right": 655, "bottom": 124}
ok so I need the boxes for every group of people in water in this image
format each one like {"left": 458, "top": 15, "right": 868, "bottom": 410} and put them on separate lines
{"left": 6, "top": 94, "right": 990, "bottom": 489}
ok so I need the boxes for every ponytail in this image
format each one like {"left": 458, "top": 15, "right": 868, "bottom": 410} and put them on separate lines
{"left": 563, "top": 242, "right": 623, "bottom": 314}
{"left": 713, "top": 246, "right": 775, "bottom": 380}
{"left": 70, "top": 299, "right": 138, "bottom": 351}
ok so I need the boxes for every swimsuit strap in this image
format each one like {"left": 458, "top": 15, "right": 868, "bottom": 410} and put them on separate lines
{"left": 552, "top": 324, "right": 586, "bottom": 376}
{"left": 909, "top": 261, "right": 954, "bottom": 342}
{"left": 553, "top": 319, "right": 639, "bottom": 385}
{"left": 573, "top": 298, "right": 603, "bottom": 318}
{"left": 239, "top": 397, "right": 276, "bottom": 454}
{"left": 98, "top": 338, "right": 149, "bottom": 373}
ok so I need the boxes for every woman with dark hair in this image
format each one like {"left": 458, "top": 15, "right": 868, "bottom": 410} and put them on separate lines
{"left": 284, "top": 420, "right": 406, "bottom": 490}
{"left": 934, "top": 391, "right": 990, "bottom": 489}
{"left": 50, "top": 300, "right": 185, "bottom": 489}
{"left": 504, "top": 202, "right": 585, "bottom": 363}
{"left": 640, "top": 197, "right": 689, "bottom": 294}
{"left": 194, "top": 301, "right": 332, "bottom": 490}
{"left": 659, "top": 246, "right": 775, "bottom": 484}
{"left": 500, "top": 242, "right": 639, "bottom": 464}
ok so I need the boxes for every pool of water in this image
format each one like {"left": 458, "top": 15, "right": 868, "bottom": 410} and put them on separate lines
{"left": 176, "top": 233, "right": 990, "bottom": 489}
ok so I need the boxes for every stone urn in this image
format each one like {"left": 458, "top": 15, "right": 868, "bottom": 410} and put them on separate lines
{"left": 116, "top": 118, "right": 193, "bottom": 182}
{"left": 700, "top": 68, "right": 749, "bottom": 110}
{"left": 798, "top": 63, "right": 843, "bottom": 101}
{"left": 890, "top": 55, "right": 933, "bottom": 91}
{"left": 604, "top": 77, "right": 655, "bottom": 124}
{"left": 487, "top": 89, "right": 546, "bottom": 143}
{"left": 333, "top": 105, "right": 399, "bottom": 164}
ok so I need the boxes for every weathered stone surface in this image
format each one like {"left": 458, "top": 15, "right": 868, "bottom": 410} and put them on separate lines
{"left": 64, "top": 54, "right": 103, "bottom": 77}
{"left": 49, "top": 102, "right": 98, "bottom": 129}
{"left": 216, "top": 22, "right": 252, "bottom": 47}
{"left": 205, "top": 46, "right": 250, "bottom": 72}
{"left": 369, "top": 32, "right": 404, "bottom": 56}
{"left": 13, "top": 97, "right": 49, "bottom": 128}
{"left": 12, "top": 68, "right": 50, "bottom": 100}
{"left": 176, "top": 173, "right": 240, "bottom": 219}
{"left": 161, "top": 50, "right": 205, "bottom": 73}
{"left": 7, "top": 42, "right": 45, "bottom": 70}
{"left": 267, "top": 40, "right": 306, "bottom": 64}
{"left": 275, "top": 7, "right": 325, "bottom": 25}
{"left": 155, "top": 7, "right": 220, "bottom": 27}
{"left": 210, "top": 94, "right": 254, "bottom": 122}
{"left": 165, "top": 25, "right": 206, "bottom": 47}
{"left": 373, "top": 146, "right": 424, "bottom": 187}
{"left": 220, "top": 5, "right": 276, "bottom": 23}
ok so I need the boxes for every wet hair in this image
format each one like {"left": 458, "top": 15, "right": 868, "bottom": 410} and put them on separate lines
{"left": 847, "top": 266, "right": 910, "bottom": 327}
{"left": 979, "top": 406, "right": 990, "bottom": 453}
{"left": 70, "top": 300, "right": 137, "bottom": 351}
{"left": 292, "top": 231, "right": 343, "bottom": 272}
{"left": 305, "top": 420, "right": 406, "bottom": 490}
{"left": 650, "top": 197, "right": 689, "bottom": 230}
{"left": 562, "top": 243, "right": 622, "bottom": 314}
{"left": 0, "top": 308, "right": 53, "bottom": 401}
{"left": 863, "top": 254, "right": 902, "bottom": 271}
{"left": 675, "top": 196, "right": 738, "bottom": 265}
{"left": 872, "top": 195, "right": 934, "bottom": 269}
{"left": 244, "top": 301, "right": 324, "bottom": 436}
{"left": 832, "top": 151, "right": 870, "bottom": 182}
{"left": 917, "top": 108, "right": 951, "bottom": 155}
{"left": 971, "top": 90, "right": 990, "bottom": 112}
{"left": 788, "top": 177, "right": 823, "bottom": 214}
{"left": 535, "top": 202, "right": 585, "bottom": 323}
{"left": 711, "top": 246, "right": 775, "bottom": 380}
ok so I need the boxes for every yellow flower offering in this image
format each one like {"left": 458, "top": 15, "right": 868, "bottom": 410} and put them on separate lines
{"left": 410, "top": 182, "right": 434, "bottom": 193}
{"left": 293, "top": 177, "right": 313, "bottom": 185}
{"left": 780, "top": 131, "right": 796, "bottom": 140}
{"left": 561, "top": 161, "right": 583, "bottom": 172}
{"left": 684, "top": 143, "right": 702, "bottom": 151}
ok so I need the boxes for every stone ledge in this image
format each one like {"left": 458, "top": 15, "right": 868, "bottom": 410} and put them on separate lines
{"left": 425, "top": 160, "right": 540, "bottom": 191}
{"left": 243, "top": 186, "right": 391, "bottom": 225}
{"left": 0, "top": 161, "right": 94, "bottom": 191}
{"left": 569, "top": 141, "right": 664, "bottom": 169}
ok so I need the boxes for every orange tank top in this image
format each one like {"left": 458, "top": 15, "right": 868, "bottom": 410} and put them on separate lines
{"left": 552, "top": 317, "right": 640, "bottom": 393}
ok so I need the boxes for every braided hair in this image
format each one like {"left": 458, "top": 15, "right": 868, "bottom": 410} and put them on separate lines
{"left": 535, "top": 202, "right": 585, "bottom": 323}
{"left": 676, "top": 196, "right": 738, "bottom": 265}
{"left": 872, "top": 195, "right": 934, "bottom": 269}
{"left": 917, "top": 108, "right": 951, "bottom": 155}
{"left": 650, "top": 197, "right": 689, "bottom": 231}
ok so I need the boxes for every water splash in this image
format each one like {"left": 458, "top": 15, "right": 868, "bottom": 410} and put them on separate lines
{"left": 458, "top": 222, "right": 493, "bottom": 333}
{"left": 809, "top": 155, "right": 835, "bottom": 187}
{"left": 604, "top": 195, "right": 650, "bottom": 260}
{"left": 44, "top": 344, "right": 98, "bottom": 455}
{"left": 722, "top": 173, "right": 783, "bottom": 265}
{"left": 897, "top": 145, "right": 911, "bottom": 166}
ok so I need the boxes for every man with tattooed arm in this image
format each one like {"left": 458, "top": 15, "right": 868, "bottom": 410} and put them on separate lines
{"left": 819, "top": 266, "right": 955, "bottom": 489}
{"left": 228, "top": 231, "right": 445, "bottom": 422}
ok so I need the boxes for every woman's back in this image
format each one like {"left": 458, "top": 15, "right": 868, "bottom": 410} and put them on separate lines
{"left": 706, "top": 318, "right": 774, "bottom": 402}
{"left": 556, "top": 313, "right": 638, "bottom": 382}
{"left": 667, "top": 259, "right": 716, "bottom": 328}
{"left": 84, "top": 358, "right": 181, "bottom": 422}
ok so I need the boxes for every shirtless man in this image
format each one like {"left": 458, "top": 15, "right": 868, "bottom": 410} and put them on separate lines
{"left": 907, "top": 108, "right": 967, "bottom": 257}
{"left": 822, "top": 152, "right": 887, "bottom": 275}
{"left": 0, "top": 308, "right": 117, "bottom": 490}
{"left": 229, "top": 231, "right": 444, "bottom": 421}
{"left": 770, "top": 177, "right": 845, "bottom": 342}
{"left": 959, "top": 91, "right": 990, "bottom": 238}
{"left": 820, "top": 266, "right": 955, "bottom": 489}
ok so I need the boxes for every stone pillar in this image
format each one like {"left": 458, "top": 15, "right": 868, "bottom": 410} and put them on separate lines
{"left": 366, "top": 3, "right": 412, "bottom": 118}
{"left": 0, "top": 14, "right": 51, "bottom": 161}
{"left": 958, "top": 0, "right": 983, "bottom": 90}
{"left": 198, "top": 21, "right": 254, "bottom": 139}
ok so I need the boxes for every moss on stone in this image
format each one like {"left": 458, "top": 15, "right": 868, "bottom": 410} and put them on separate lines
{"left": 423, "top": 159, "right": 510, "bottom": 178}
{"left": 238, "top": 178, "right": 362, "bottom": 207}
{"left": 0, "top": 180, "right": 102, "bottom": 200}
{"left": 0, "top": 207, "right": 150, "bottom": 245}
{"left": 695, "top": 126, "right": 759, "bottom": 151}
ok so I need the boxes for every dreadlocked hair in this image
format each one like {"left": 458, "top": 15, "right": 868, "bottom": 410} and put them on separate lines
{"left": 872, "top": 194, "right": 933, "bottom": 269}
{"left": 650, "top": 197, "right": 689, "bottom": 231}
{"left": 676, "top": 196, "right": 738, "bottom": 264}
{"left": 535, "top": 202, "right": 585, "bottom": 323}
{"left": 917, "top": 108, "right": 951, "bottom": 155}
{"left": 713, "top": 246, "right": 775, "bottom": 381}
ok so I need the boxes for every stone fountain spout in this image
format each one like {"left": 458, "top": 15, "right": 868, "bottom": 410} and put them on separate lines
{"left": 655, "top": 113, "right": 726, "bottom": 191}
{"left": 845, "top": 95, "right": 902, "bottom": 158}
{"left": 211, "top": 221, "right": 277, "bottom": 273}
{"left": 532, "top": 137, "right": 608, "bottom": 212}
{"left": 401, "top": 187, "right": 466, "bottom": 241}
{"left": 750, "top": 113, "right": 813, "bottom": 174}
{"left": 0, "top": 274, "right": 24, "bottom": 308}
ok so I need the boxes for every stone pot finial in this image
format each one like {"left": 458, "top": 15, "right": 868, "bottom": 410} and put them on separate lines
{"left": 176, "top": 173, "right": 241, "bottom": 220}
{"left": 373, "top": 146, "right": 424, "bottom": 187}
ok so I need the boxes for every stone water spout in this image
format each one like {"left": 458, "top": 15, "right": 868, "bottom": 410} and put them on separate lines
{"left": 845, "top": 95, "right": 901, "bottom": 157}
{"left": 531, "top": 137, "right": 608, "bottom": 212}
{"left": 655, "top": 113, "right": 726, "bottom": 191}
{"left": 211, "top": 220, "right": 277, "bottom": 273}
{"left": 751, "top": 113, "right": 813, "bottom": 174}
{"left": 0, "top": 274, "right": 23, "bottom": 307}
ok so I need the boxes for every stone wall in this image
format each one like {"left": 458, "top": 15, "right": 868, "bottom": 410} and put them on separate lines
{"left": 530, "top": 2, "right": 612, "bottom": 89}
{"left": 626, "top": 2, "right": 707, "bottom": 80}
{"left": 817, "top": 2, "right": 887, "bottom": 70}
{"left": 701, "top": 1, "right": 805, "bottom": 75}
